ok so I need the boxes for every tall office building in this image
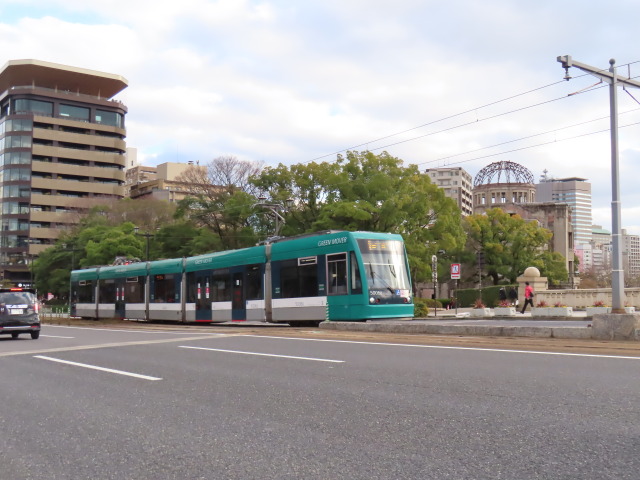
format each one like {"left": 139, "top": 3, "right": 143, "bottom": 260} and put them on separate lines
{"left": 425, "top": 166, "right": 473, "bottom": 215}
{"left": 536, "top": 175, "right": 592, "bottom": 246}
{"left": 0, "top": 59, "right": 128, "bottom": 285}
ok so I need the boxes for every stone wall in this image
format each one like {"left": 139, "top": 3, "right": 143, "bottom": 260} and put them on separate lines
{"left": 536, "top": 288, "right": 640, "bottom": 308}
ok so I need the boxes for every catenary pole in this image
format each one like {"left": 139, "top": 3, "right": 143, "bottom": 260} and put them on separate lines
{"left": 557, "top": 55, "right": 640, "bottom": 313}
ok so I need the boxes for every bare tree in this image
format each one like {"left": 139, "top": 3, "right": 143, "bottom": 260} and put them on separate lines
{"left": 175, "top": 156, "right": 263, "bottom": 196}
{"left": 173, "top": 156, "right": 263, "bottom": 249}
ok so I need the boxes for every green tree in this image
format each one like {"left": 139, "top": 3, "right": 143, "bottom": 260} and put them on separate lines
{"left": 32, "top": 245, "right": 77, "bottom": 298}
{"left": 154, "top": 222, "right": 223, "bottom": 258}
{"left": 534, "top": 251, "right": 569, "bottom": 286}
{"left": 252, "top": 151, "right": 467, "bottom": 286}
{"left": 464, "top": 208, "right": 565, "bottom": 285}
{"left": 80, "top": 222, "right": 143, "bottom": 267}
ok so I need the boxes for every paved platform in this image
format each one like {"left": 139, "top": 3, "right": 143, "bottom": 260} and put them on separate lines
{"left": 320, "top": 309, "right": 595, "bottom": 339}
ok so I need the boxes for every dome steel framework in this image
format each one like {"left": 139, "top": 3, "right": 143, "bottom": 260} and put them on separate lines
{"left": 473, "top": 161, "right": 534, "bottom": 187}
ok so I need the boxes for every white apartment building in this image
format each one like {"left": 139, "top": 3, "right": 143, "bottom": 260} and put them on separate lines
{"left": 425, "top": 167, "right": 473, "bottom": 216}
{"left": 623, "top": 229, "right": 640, "bottom": 278}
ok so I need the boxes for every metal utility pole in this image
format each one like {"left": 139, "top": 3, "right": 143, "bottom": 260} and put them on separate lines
{"left": 557, "top": 55, "right": 640, "bottom": 313}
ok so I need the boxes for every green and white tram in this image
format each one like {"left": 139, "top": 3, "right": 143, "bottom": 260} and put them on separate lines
{"left": 70, "top": 230, "right": 413, "bottom": 325}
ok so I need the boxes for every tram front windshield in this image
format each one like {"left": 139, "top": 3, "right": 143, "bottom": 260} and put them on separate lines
{"left": 357, "top": 239, "right": 410, "bottom": 297}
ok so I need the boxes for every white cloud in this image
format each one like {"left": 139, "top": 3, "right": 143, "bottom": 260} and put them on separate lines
{"left": 2, "top": 0, "right": 640, "bottom": 232}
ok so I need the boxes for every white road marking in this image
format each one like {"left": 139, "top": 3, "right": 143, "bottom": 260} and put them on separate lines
{"left": 45, "top": 325, "right": 226, "bottom": 335}
{"left": 179, "top": 345, "right": 344, "bottom": 363}
{"left": 0, "top": 334, "right": 241, "bottom": 358}
{"left": 244, "top": 335, "right": 640, "bottom": 360}
{"left": 33, "top": 355, "right": 162, "bottom": 381}
{"left": 41, "top": 335, "right": 75, "bottom": 339}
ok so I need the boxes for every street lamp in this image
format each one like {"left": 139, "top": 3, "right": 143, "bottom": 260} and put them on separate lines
{"left": 62, "top": 243, "right": 81, "bottom": 316}
{"left": 431, "top": 254, "right": 438, "bottom": 317}
{"left": 432, "top": 249, "right": 445, "bottom": 317}
{"left": 23, "top": 238, "right": 37, "bottom": 289}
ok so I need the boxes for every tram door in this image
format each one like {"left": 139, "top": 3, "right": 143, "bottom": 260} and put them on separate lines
{"left": 195, "top": 272, "right": 212, "bottom": 321}
{"left": 115, "top": 278, "right": 126, "bottom": 319}
{"left": 231, "top": 269, "right": 245, "bottom": 321}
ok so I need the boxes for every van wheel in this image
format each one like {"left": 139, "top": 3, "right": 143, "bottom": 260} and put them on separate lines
{"left": 296, "top": 321, "right": 322, "bottom": 327}
{"left": 11, "top": 332, "right": 19, "bottom": 339}
{"left": 30, "top": 331, "right": 40, "bottom": 340}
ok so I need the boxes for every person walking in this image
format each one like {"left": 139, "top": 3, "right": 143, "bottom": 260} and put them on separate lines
{"left": 499, "top": 287, "right": 507, "bottom": 303}
{"left": 520, "top": 282, "right": 534, "bottom": 314}
{"left": 508, "top": 286, "right": 518, "bottom": 307}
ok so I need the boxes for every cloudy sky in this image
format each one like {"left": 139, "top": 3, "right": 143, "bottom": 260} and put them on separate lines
{"left": 2, "top": 0, "right": 640, "bottom": 233}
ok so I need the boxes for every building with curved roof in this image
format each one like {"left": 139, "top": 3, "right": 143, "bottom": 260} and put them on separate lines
{"left": 473, "top": 160, "right": 536, "bottom": 211}
{"left": 471, "top": 160, "right": 574, "bottom": 280}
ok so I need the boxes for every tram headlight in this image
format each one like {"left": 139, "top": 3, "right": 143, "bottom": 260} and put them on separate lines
{"left": 369, "top": 297, "right": 375, "bottom": 304}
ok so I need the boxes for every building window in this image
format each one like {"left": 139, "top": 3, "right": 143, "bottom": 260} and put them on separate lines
{"left": 95, "top": 110, "right": 123, "bottom": 128}
{"left": 1, "top": 135, "right": 32, "bottom": 149}
{"left": 59, "top": 104, "right": 90, "bottom": 121}
{"left": 2, "top": 119, "right": 32, "bottom": 133}
{"left": 1, "top": 152, "right": 31, "bottom": 165}
{"left": 14, "top": 99, "right": 53, "bottom": 116}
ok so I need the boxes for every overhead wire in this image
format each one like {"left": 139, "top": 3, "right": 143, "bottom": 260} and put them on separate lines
{"left": 304, "top": 61, "right": 640, "bottom": 165}
{"left": 304, "top": 71, "right": 598, "bottom": 164}
{"left": 417, "top": 120, "right": 640, "bottom": 170}
{"left": 196, "top": 61, "right": 640, "bottom": 216}
{"left": 418, "top": 107, "right": 640, "bottom": 167}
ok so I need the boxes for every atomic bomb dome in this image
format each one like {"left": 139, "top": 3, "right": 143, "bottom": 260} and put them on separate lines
{"left": 473, "top": 160, "right": 536, "bottom": 210}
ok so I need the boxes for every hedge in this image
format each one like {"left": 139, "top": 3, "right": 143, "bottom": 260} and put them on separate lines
{"left": 454, "top": 285, "right": 518, "bottom": 308}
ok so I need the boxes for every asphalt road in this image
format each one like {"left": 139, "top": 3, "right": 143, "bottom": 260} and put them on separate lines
{"left": 2, "top": 324, "right": 639, "bottom": 479}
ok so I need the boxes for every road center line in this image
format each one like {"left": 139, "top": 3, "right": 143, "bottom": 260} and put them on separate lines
{"left": 34, "top": 355, "right": 162, "bottom": 381}
{"left": 0, "top": 334, "right": 242, "bottom": 358}
{"left": 45, "top": 325, "right": 227, "bottom": 335}
{"left": 243, "top": 335, "right": 640, "bottom": 360}
{"left": 179, "top": 345, "right": 344, "bottom": 363}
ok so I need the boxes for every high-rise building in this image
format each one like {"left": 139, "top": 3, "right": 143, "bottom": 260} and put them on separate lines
{"left": 622, "top": 229, "right": 640, "bottom": 279}
{"left": 591, "top": 225, "right": 611, "bottom": 272}
{"left": 0, "top": 59, "right": 128, "bottom": 286}
{"left": 536, "top": 175, "right": 592, "bottom": 246}
{"left": 425, "top": 166, "right": 473, "bottom": 215}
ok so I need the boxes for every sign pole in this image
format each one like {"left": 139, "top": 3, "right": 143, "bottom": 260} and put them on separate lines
{"left": 450, "top": 263, "right": 461, "bottom": 315}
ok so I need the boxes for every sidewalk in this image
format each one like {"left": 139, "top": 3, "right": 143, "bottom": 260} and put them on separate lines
{"left": 425, "top": 306, "right": 588, "bottom": 318}
{"left": 320, "top": 308, "right": 594, "bottom": 340}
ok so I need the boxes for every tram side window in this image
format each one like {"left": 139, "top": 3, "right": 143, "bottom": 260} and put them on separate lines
{"left": 99, "top": 279, "right": 116, "bottom": 303}
{"left": 327, "top": 253, "right": 348, "bottom": 295}
{"left": 125, "top": 277, "right": 145, "bottom": 303}
{"left": 76, "top": 280, "right": 94, "bottom": 303}
{"left": 350, "top": 252, "right": 362, "bottom": 294}
{"left": 154, "top": 274, "right": 177, "bottom": 302}
{"left": 279, "top": 259, "right": 318, "bottom": 298}
{"left": 212, "top": 269, "right": 231, "bottom": 302}
{"left": 246, "top": 264, "right": 263, "bottom": 300}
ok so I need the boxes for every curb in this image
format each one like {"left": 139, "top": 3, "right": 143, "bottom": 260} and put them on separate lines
{"left": 319, "top": 322, "right": 592, "bottom": 339}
